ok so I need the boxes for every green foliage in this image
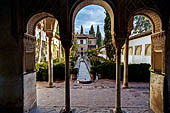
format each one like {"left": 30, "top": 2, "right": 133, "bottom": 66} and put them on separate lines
{"left": 89, "top": 56, "right": 102, "bottom": 67}
{"left": 53, "top": 57, "right": 65, "bottom": 64}
{"left": 36, "top": 62, "right": 65, "bottom": 81}
{"left": 132, "top": 16, "right": 152, "bottom": 34}
{"left": 96, "top": 61, "right": 150, "bottom": 82}
{"left": 53, "top": 63, "right": 65, "bottom": 80}
{"left": 80, "top": 25, "right": 84, "bottom": 34}
{"left": 87, "top": 47, "right": 104, "bottom": 57}
{"left": 90, "top": 66, "right": 97, "bottom": 75}
{"left": 88, "top": 49, "right": 98, "bottom": 56}
{"left": 98, "top": 61, "right": 116, "bottom": 79}
{"left": 70, "top": 68, "right": 78, "bottom": 74}
{"left": 89, "top": 55, "right": 106, "bottom": 76}
{"left": 127, "top": 64, "right": 150, "bottom": 82}
{"left": 36, "top": 62, "right": 48, "bottom": 81}
{"left": 89, "top": 25, "right": 95, "bottom": 37}
{"left": 96, "top": 25, "right": 102, "bottom": 48}
{"left": 70, "top": 56, "right": 78, "bottom": 68}
{"left": 104, "top": 12, "right": 115, "bottom": 61}
{"left": 70, "top": 56, "right": 78, "bottom": 74}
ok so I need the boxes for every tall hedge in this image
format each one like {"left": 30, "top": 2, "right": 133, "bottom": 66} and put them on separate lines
{"left": 97, "top": 61, "right": 150, "bottom": 82}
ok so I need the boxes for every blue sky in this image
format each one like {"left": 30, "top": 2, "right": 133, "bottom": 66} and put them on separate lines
{"left": 75, "top": 5, "right": 106, "bottom": 38}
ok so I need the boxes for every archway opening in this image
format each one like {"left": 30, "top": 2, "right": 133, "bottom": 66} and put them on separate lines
{"left": 123, "top": 9, "right": 165, "bottom": 113}
{"left": 122, "top": 15, "right": 152, "bottom": 112}
{"left": 24, "top": 13, "right": 65, "bottom": 112}
{"left": 69, "top": 2, "right": 118, "bottom": 112}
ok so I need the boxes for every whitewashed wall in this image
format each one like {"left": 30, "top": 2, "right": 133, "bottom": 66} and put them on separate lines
{"left": 121, "top": 35, "right": 151, "bottom": 64}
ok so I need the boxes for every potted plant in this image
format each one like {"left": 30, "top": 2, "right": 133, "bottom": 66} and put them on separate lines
{"left": 90, "top": 66, "right": 96, "bottom": 81}
{"left": 70, "top": 68, "right": 78, "bottom": 80}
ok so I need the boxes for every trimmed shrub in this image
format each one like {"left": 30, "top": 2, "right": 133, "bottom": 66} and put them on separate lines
{"left": 100, "top": 61, "right": 116, "bottom": 79}
{"left": 36, "top": 62, "right": 48, "bottom": 81}
{"left": 96, "top": 61, "right": 150, "bottom": 82}
{"left": 53, "top": 63, "right": 65, "bottom": 80}
{"left": 127, "top": 63, "right": 150, "bottom": 82}
{"left": 36, "top": 62, "right": 65, "bottom": 81}
{"left": 90, "top": 66, "right": 97, "bottom": 75}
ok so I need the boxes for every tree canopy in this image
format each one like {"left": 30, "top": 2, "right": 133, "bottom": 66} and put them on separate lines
{"left": 132, "top": 16, "right": 152, "bottom": 34}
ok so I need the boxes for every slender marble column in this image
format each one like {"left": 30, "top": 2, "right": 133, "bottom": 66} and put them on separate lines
{"left": 123, "top": 38, "right": 129, "bottom": 88}
{"left": 48, "top": 37, "right": 53, "bottom": 88}
{"left": 114, "top": 46, "right": 122, "bottom": 113}
{"left": 65, "top": 47, "right": 70, "bottom": 112}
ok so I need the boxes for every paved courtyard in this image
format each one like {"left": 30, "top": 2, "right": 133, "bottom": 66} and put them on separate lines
{"left": 30, "top": 79, "right": 149, "bottom": 113}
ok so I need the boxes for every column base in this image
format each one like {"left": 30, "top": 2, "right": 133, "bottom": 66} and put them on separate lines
{"left": 122, "top": 83, "right": 128, "bottom": 89}
{"left": 59, "top": 108, "right": 76, "bottom": 113}
{"left": 47, "top": 82, "right": 53, "bottom": 88}
{"left": 112, "top": 108, "right": 123, "bottom": 113}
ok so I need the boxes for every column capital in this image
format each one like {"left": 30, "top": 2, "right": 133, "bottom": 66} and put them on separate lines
{"left": 115, "top": 39, "right": 125, "bottom": 49}
{"left": 60, "top": 32, "right": 73, "bottom": 49}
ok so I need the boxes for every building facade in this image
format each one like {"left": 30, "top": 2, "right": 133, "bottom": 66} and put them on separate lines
{"left": 76, "top": 34, "right": 97, "bottom": 56}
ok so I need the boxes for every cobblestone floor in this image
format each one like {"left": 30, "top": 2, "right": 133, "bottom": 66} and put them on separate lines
{"left": 29, "top": 79, "right": 149, "bottom": 113}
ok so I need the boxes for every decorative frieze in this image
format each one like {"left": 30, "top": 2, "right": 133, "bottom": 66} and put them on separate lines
{"left": 23, "top": 33, "right": 36, "bottom": 73}
{"left": 24, "top": 33, "right": 36, "bottom": 52}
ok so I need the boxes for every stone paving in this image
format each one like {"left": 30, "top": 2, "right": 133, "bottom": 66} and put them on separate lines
{"left": 29, "top": 80, "right": 149, "bottom": 113}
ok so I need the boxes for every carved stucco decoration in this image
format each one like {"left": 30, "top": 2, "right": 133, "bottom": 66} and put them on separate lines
{"left": 23, "top": 33, "right": 36, "bottom": 72}
{"left": 26, "top": 12, "right": 54, "bottom": 35}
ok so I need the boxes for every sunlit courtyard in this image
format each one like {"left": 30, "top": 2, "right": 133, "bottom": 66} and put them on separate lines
{"left": 30, "top": 80, "right": 149, "bottom": 113}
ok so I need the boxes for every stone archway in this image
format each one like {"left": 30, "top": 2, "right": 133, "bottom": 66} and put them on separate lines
{"left": 24, "top": 12, "right": 57, "bottom": 112}
{"left": 71, "top": 0, "right": 115, "bottom": 45}
{"left": 126, "top": 9, "right": 166, "bottom": 113}
{"left": 26, "top": 12, "right": 54, "bottom": 35}
{"left": 128, "top": 9, "right": 162, "bottom": 34}
{"left": 70, "top": 1, "right": 124, "bottom": 112}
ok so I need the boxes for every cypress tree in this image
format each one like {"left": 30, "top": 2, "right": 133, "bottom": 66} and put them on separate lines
{"left": 89, "top": 25, "right": 95, "bottom": 37}
{"left": 96, "top": 25, "right": 102, "bottom": 48}
{"left": 104, "top": 11, "right": 115, "bottom": 61}
{"left": 80, "top": 25, "right": 84, "bottom": 34}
